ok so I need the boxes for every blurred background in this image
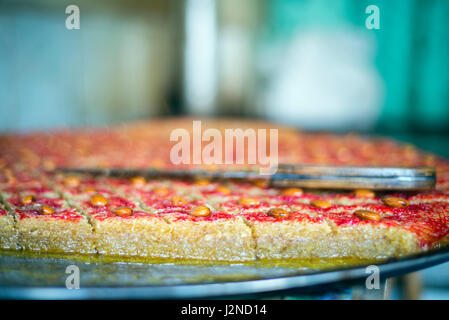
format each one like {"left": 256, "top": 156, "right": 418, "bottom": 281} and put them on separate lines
{"left": 1, "top": 0, "right": 449, "bottom": 299}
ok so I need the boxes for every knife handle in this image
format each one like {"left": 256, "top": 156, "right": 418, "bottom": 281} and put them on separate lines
{"left": 270, "top": 165, "right": 436, "bottom": 190}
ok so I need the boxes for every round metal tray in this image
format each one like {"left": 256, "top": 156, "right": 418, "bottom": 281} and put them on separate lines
{"left": 1, "top": 247, "right": 449, "bottom": 299}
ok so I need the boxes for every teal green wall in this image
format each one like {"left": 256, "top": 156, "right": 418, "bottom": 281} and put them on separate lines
{"left": 264, "top": 0, "right": 449, "bottom": 133}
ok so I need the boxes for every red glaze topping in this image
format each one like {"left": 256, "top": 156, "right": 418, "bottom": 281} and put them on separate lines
{"left": 2, "top": 120, "right": 449, "bottom": 250}
{"left": 16, "top": 208, "right": 83, "bottom": 222}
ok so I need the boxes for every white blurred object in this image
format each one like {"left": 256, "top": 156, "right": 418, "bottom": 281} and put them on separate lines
{"left": 184, "top": 0, "right": 218, "bottom": 115}
{"left": 263, "top": 28, "right": 384, "bottom": 130}
{"left": 219, "top": 26, "right": 253, "bottom": 109}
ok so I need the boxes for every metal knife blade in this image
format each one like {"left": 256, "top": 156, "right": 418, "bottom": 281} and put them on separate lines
{"left": 56, "top": 165, "right": 436, "bottom": 190}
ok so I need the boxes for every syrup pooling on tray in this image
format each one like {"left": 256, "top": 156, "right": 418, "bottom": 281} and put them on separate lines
{"left": 0, "top": 119, "right": 449, "bottom": 261}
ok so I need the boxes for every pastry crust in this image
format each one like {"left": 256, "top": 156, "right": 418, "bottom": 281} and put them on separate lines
{"left": 15, "top": 208, "right": 95, "bottom": 254}
{"left": 0, "top": 208, "right": 18, "bottom": 250}
{"left": 165, "top": 213, "right": 256, "bottom": 261}
{"left": 0, "top": 118, "right": 449, "bottom": 261}
{"left": 90, "top": 211, "right": 172, "bottom": 258}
